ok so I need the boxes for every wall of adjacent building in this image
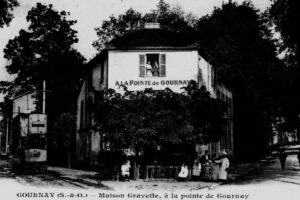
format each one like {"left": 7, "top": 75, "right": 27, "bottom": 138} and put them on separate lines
{"left": 92, "top": 57, "right": 108, "bottom": 91}
{"left": 12, "top": 92, "right": 36, "bottom": 119}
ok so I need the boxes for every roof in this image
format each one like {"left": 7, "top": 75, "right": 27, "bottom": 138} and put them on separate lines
{"left": 86, "top": 28, "right": 216, "bottom": 70}
{"left": 106, "top": 28, "right": 199, "bottom": 50}
{"left": 12, "top": 90, "right": 36, "bottom": 101}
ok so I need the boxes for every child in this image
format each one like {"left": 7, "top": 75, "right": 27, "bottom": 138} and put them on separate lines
{"left": 120, "top": 160, "right": 130, "bottom": 181}
{"left": 178, "top": 163, "right": 189, "bottom": 181}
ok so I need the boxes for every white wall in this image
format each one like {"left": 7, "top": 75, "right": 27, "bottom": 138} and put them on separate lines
{"left": 108, "top": 50, "right": 199, "bottom": 93}
{"left": 198, "top": 56, "right": 215, "bottom": 96}
{"left": 12, "top": 93, "right": 36, "bottom": 118}
{"left": 92, "top": 63, "right": 101, "bottom": 91}
{"left": 76, "top": 80, "right": 87, "bottom": 131}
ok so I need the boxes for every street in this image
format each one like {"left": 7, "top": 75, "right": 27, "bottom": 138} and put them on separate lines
{"left": 229, "top": 154, "right": 300, "bottom": 186}
{"left": 207, "top": 154, "right": 300, "bottom": 200}
{"left": 0, "top": 155, "right": 299, "bottom": 200}
{"left": 0, "top": 155, "right": 300, "bottom": 192}
{"left": 0, "top": 160, "right": 96, "bottom": 189}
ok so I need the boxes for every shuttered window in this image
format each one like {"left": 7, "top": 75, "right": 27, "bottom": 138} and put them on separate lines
{"left": 140, "top": 53, "right": 166, "bottom": 77}
{"left": 159, "top": 54, "right": 166, "bottom": 77}
{"left": 139, "top": 54, "right": 146, "bottom": 77}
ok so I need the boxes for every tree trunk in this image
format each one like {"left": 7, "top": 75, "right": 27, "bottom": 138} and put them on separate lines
{"left": 67, "top": 150, "right": 71, "bottom": 168}
{"left": 133, "top": 147, "right": 140, "bottom": 180}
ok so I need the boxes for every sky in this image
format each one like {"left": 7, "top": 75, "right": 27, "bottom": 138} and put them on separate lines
{"left": 0, "top": 0, "right": 272, "bottom": 100}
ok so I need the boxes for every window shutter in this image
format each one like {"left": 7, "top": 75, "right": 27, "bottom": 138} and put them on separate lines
{"left": 139, "top": 54, "right": 146, "bottom": 77}
{"left": 159, "top": 54, "right": 166, "bottom": 77}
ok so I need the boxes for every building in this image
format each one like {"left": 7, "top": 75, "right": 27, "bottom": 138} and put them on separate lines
{"left": 76, "top": 24, "right": 233, "bottom": 169}
{"left": 12, "top": 91, "right": 36, "bottom": 118}
{"left": 0, "top": 91, "right": 37, "bottom": 155}
{"left": 0, "top": 111, "right": 5, "bottom": 154}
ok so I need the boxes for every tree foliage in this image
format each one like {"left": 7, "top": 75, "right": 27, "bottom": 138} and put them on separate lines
{"left": 1, "top": 3, "right": 85, "bottom": 165}
{"left": 195, "top": 2, "right": 283, "bottom": 161}
{"left": 2, "top": 3, "right": 85, "bottom": 116}
{"left": 93, "top": 0, "right": 196, "bottom": 51}
{"left": 92, "top": 81, "right": 225, "bottom": 164}
{"left": 0, "top": 0, "right": 18, "bottom": 28}
{"left": 51, "top": 113, "right": 76, "bottom": 167}
{"left": 269, "top": 0, "right": 300, "bottom": 62}
{"left": 269, "top": 0, "right": 300, "bottom": 134}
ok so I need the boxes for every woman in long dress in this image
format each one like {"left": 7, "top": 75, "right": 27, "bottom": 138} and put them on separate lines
{"left": 145, "top": 61, "right": 153, "bottom": 76}
{"left": 153, "top": 61, "right": 159, "bottom": 76}
{"left": 214, "top": 151, "right": 230, "bottom": 183}
{"left": 192, "top": 159, "right": 201, "bottom": 181}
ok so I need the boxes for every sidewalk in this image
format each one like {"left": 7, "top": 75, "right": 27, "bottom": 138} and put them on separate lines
{"left": 47, "top": 156, "right": 277, "bottom": 191}
{"left": 228, "top": 155, "right": 276, "bottom": 180}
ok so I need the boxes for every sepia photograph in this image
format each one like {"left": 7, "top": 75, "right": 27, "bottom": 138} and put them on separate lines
{"left": 0, "top": 0, "right": 299, "bottom": 199}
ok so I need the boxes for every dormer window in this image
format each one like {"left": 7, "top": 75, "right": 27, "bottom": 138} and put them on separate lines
{"left": 139, "top": 53, "right": 166, "bottom": 77}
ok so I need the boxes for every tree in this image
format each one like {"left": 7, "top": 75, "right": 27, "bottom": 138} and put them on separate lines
{"left": 92, "top": 81, "right": 225, "bottom": 168}
{"left": 2, "top": 3, "right": 85, "bottom": 164}
{"left": 52, "top": 113, "right": 76, "bottom": 168}
{"left": 0, "top": 0, "right": 18, "bottom": 28}
{"left": 269, "top": 0, "right": 300, "bottom": 137}
{"left": 195, "top": 1, "right": 283, "bottom": 161}
{"left": 269, "top": 0, "right": 300, "bottom": 64}
{"left": 93, "top": 0, "right": 196, "bottom": 51}
{"left": 93, "top": 8, "right": 143, "bottom": 51}
{"left": 3, "top": 3, "right": 84, "bottom": 114}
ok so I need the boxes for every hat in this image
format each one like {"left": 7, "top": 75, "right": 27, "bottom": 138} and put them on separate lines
{"left": 220, "top": 150, "right": 227, "bottom": 155}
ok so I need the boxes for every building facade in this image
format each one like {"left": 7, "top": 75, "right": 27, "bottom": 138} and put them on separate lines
{"left": 0, "top": 91, "right": 37, "bottom": 155}
{"left": 76, "top": 26, "right": 233, "bottom": 167}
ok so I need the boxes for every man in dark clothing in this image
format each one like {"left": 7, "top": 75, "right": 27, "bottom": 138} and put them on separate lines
{"left": 297, "top": 150, "right": 300, "bottom": 166}
{"left": 278, "top": 150, "right": 287, "bottom": 171}
{"left": 200, "top": 150, "right": 209, "bottom": 164}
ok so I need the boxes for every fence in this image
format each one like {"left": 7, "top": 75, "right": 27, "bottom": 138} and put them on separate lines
{"left": 144, "top": 165, "right": 181, "bottom": 181}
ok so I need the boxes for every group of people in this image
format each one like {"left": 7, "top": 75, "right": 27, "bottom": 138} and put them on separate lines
{"left": 146, "top": 61, "right": 159, "bottom": 77}
{"left": 178, "top": 150, "right": 230, "bottom": 183}
{"left": 119, "top": 150, "right": 230, "bottom": 183}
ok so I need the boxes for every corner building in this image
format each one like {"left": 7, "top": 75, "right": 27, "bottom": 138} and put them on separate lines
{"left": 76, "top": 24, "right": 233, "bottom": 172}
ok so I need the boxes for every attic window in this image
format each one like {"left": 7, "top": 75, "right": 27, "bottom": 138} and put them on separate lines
{"left": 139, "top": 54, "right": 166, "bottom": 77}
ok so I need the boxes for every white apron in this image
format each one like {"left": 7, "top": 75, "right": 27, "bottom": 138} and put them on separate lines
{"left": 218, "top": 157, "right": 229, "bottom": 180}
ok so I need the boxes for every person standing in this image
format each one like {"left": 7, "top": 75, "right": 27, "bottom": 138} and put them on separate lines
{"left": 200, "top": 150, "right": 210, "bottom": 179}
{"left": 145, "top": 61, "right": 153, "bottom": 77}
{"left": 214, "top": 151, "right": 230, "bottom": 183}
{"left": 153, "top": 61, "right": 159, "bottom": 76}
{"left": 297, "top": 150, "right": 300, "bottom": 166}
{"left": 278, "top": 150, "right": 287, "bottom": 171}
{"left": 200, "top": 150, "right": 210, "bottom": 165}
{"left": 192, "top": 158, "right": 201, "bottom": 181}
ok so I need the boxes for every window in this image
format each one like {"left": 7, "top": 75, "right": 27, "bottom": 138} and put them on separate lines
{"left": 139, "top": 53, "right": 166, "bottom": 77}
{"left": 100, "top": 62, "right": 104, "bottom": 84}
{"left": 80, "top": 100, "right": 84, "bottom": 129}
{"left": 211, "top": 67, "right": 215, "bottom": 88}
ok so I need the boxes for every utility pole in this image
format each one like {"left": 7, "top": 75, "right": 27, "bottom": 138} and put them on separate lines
{"left": 42, "top": 80, "right": 46, "bottom": 114}
{"left": 5, "top": 118, "right": 9, "bottom": 154}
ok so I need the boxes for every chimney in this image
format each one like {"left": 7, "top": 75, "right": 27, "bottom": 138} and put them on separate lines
{"left": 144, "top": 22, "right": 160, "bottom": 29}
